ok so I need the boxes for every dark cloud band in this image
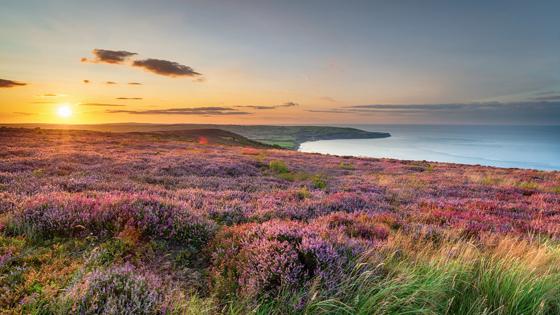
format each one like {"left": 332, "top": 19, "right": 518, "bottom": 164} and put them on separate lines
{"left": 83, "top": 49, "right": 137, "bottom": 64}
{"left": 236, "top": 102, "right": 299, "bottom": 110}
{"left": 132, "top": 58, "right": 201, "bottom": 77}
{"left": 310, "top": 101, "right": 560, "bottom": 124}
{"left": 106, "top": 106, "right": 249, "bottom": 116}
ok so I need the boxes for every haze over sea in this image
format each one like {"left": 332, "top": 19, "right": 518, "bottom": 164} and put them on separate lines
{"left": 300, "top": 125, "right": 560, "bottom": 171}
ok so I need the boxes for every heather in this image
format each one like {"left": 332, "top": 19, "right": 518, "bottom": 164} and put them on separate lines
{"left": 1, "top": 127, "right": 560, "bottom": 314}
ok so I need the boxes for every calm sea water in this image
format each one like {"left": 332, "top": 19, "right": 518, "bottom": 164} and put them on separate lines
{"left": 299, "top": 125, "right": 560, "bottom": 171}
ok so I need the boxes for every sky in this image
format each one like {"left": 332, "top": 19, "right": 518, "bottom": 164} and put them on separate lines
{"left": 1, "top": 0, "right": 560, "bottom": 125}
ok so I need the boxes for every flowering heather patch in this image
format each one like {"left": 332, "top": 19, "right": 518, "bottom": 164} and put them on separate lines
{"left": 9, "top": 192, "right": 216, "bottom": 247}
{"left": 210, "top": 220, "right": 347, "bottom": 299}
{"left": 1, "top": 127, "right": 559, "bottom": 313}
{"left": 63, "top": 264, "right": 165, "bottom": 314}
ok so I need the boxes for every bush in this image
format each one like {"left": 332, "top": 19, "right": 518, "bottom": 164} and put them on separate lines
{"left": 311, "top": 175, "right": 327, "bottom": 190}
{"left": 338, "top": 162, "right": 354, "bottom": 170}
{"left": 210, "top": 220, "right": 347, "bottom": 300}
{"left": 10, "top": 193, "right": 216, "bottom": 248}
{"left": 63, "top": 264, "right": 164, "bottom": 314}
{"left": 269, "top": 160, "right": 289, "bottom": 174}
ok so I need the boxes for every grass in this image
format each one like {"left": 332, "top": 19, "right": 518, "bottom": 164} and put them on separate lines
{"left": 307, "top": 234, "right": 560, "bottom": 315}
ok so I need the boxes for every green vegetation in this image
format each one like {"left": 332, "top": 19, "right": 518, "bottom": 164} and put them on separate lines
{"left": 1, "top": 123, "right": 390, "bottom": 149}
{"left": 307, "top": 234, "right": 560, "bottom": 315}
{"left": 311, "top": 174, "right": 327, "bottom": 189}
{"left": 269, "top": 160, "right": 290, "bottom": 174}
{"left": 338, "top": 161, "right": 354, "bottom": 170}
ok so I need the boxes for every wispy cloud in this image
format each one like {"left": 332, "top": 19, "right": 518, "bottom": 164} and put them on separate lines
{"left": 43, "top": 93, "right": 57, "bottom": 97}
{"left": 82, "top": 49, "right": 137, "bottom": 64}
{"left": 308, "top": 101, "right": 560, "bottom": 124}
{"left": 236, "top": 102, "right": 299, "bottom": 110}
{"left": 116, "top": 97, "right": 142, "bottom": 100}
{"left": 106, "top": 106, "right": 249, "bottom": 116}
{"left": 0, "top": 79, "right": 27, "bottom": 88}
{"left": 531, "top": 94, "right": 560, "bottom": 101}
{"left": 307, "top": 109, "right": 352, "bottom": 114}
{"left": 106, "top": 81, "right": 117, "bottom": 85}
{"left": 132, "top": 58, "right": 202, "bottom": 77}
{"left": 31, "top": 100, "right": 56, "bottom": 104}
{"left": 344, "top": 102, "right": 560, "bottom": 113}
{"left": 81, "top": 103, "right": 126, "bottom": 107}
{"left": 13, "top": 112, "right": 35, "bottom": 116}
{"left": 128, "top": 82, "right": 142, "bottom": 85}
{"left": 83, "top": 79, "right": 90, "bottom": 84}
{"left": 319, "top": 96, "right": 338, "bottom": 103}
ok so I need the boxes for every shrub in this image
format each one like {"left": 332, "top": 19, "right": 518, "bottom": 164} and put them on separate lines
{"left": 10, "top": 193, "right": 216, "bottom": 248}
{"left": 339, "top": 161, "right": 354, "bottom": 170}
{"left": 311, "top": 175, "right": 327, "bottom": 190}
{"left": 210, "top": 220, "right": 347, "bottom": 300}
{"left": 517, "top": 181, "right": 539, "bottom": 191}
{"left": 63, "top": 264, "right": 164, "bottom": 314}
{"left": 269, "top": 160, "right": 289, "bottom": 174}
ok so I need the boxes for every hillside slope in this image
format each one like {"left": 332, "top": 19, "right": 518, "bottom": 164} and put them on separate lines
{"left": 0, "top": 127, "right": 559, "bottom": 314}
{"left": 1, "top": 123, "right": 390, "bottom": 149}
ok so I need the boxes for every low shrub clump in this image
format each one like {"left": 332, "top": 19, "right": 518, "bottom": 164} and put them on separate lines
{"left": 210, "top": 215, "right": 392, "bottom": 303}
{"left": 210, "top": 220, "right": 348, "bottom": 300}
{"left": 62, "top": 264, "right": 165, "bottom": 314}
{"left": 268, "top": 160, "right": 289, "bottom": 174}
{"left": 9, "top": 193, "right": 216, "bottom": 248}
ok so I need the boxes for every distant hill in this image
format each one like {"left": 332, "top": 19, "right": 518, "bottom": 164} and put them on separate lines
{"left": 0, "top": 123, "right": 390, "bottom": 149}
{"left": 128, "top": 128, "right": 277, "bottom": 148}
{"left": 0, "top": 127, "right": 276, "bottom": 149}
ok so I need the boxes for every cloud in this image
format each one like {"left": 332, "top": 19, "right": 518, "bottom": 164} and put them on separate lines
{"left": 0, "top": 79, "right": 27, "bottom": 88}
{"left": 81, "top": 49, "right": 202, "bottom": 80}
{"left": 106, "top": 81, "right": 117, "bottom": 85}
{"left": 81, "top": 103, "right": 126, "bottom": 107}
{"left": 83, "top": 80, "right": 90, "bottom": 84}
{"left": 319, "top": 96, "right": 338, "bottom": 103}
{"left": 43, "top": 93, "right": 57, "bottom": 97}
{"left": 106, "top": 106, "right": 249, "bottom": 116}
{"left": 31, "top": 100, "right": 56, "bottom": 104}
{"left": 132, "top": 58, "right": 202, "bottom": 77}
{"left": 236, "top": 102, "right": 299, "bottom": 110}
{"left": 116, "top": 97, "right": 142, "bottom": 100}
{"left": 128, "top": 82, "right": 142, "bottom": 85}
{"left": 82, "top": 49, "right": 137, "bottom": 64}
{"left": 307, "top": 109, "right": 353, "bottom": 113}
{"left": 531, "top": 95, "right": 560, "bottom": 101}
{"left": 312, "top": 101, "right": 560, "bottom": 124}
{"left": 13, "top": 112, "right": 35, "bottom": 116}
{"left": 343, "top": 102, "right": 560, "bottom": 113}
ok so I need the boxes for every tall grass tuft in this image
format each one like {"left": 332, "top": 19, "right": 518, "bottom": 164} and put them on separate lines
{"left": 307, "top": 233, "right": 560, "bottom": 315}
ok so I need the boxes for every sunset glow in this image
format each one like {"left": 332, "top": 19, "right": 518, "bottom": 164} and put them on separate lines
{"left": 1, "top": 2, "right": 560, "bottom": 314}
{"left": 56, "top": 104, "right": 73, "bottom": 118}
{"left": 1, "top": 1, "right": 560, "bottom": 125}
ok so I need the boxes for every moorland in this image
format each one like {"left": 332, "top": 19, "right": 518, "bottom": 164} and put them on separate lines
{"left": 1, "top": 127, "right": 559, "bottom": 314}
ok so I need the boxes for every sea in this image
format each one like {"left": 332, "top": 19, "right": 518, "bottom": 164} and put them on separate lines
{"left": 299, "top": 125, "right": 560, "bottom": 171}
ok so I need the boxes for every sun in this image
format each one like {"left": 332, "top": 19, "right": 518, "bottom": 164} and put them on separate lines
{"left": 56, "top": 104, "right": 73, "bottom": 118}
